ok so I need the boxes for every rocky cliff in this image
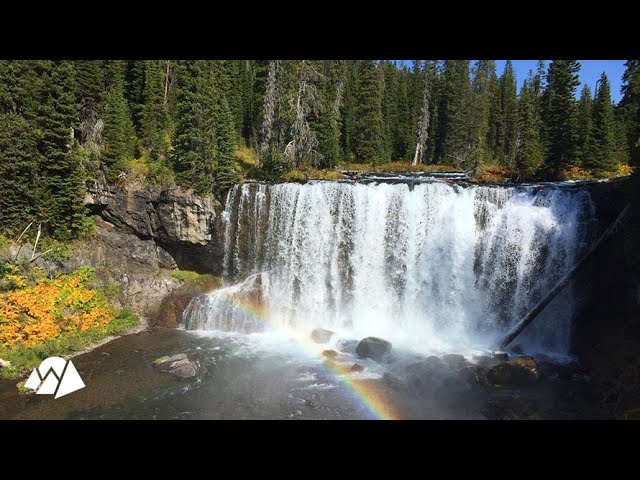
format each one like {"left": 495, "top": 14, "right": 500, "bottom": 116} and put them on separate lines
{"left": 39, "top": 175, "right": 228, "bottom": 321}
{"left": 85, "top": 174, "right": 225, "bottom": 274}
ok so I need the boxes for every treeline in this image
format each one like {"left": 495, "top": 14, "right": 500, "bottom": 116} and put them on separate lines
{"left": 0, "top": 60, "right": 639, "bottom": 239}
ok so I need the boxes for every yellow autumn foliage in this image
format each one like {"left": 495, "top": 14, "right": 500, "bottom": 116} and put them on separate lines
{"left": 0, "top": 267, "right": 114, "bottom": 349}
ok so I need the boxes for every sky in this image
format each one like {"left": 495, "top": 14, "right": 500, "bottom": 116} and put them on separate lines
{"left": 495, "top": 60, "right": 627, "bottom": 103}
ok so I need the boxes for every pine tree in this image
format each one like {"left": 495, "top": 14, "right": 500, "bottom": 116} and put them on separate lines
{"left": 487, "top": 64, "right": 503, "bottom": 161}
{"left": 173, "top": 60, "right": 217, "bottom": 193}
{"left": 500, "top": 60, "right": 518, "bottom": 167}
{"left": 437, "top": 60, "right": 471, "bottom": 166}
{"left": 140, "top": 60, "right": 169, "bottom": 159}
{"left": 74, "top": 60, "right": 105, "bottom": 147}
{"left": 587, "top": 72, "right": 616, "bottom": 176}
{"left": 575, "top": 85, "right": 593, "bottom": 168}
{"left": 34, "top": 61, "right": 85, "bottom": 238}
{"left": 515, "top": 80, "right": 544, "bottom": 179}
{"left": 467, "top": 60, "right": 494, "bottom": 171}
{"left": 214, "top": 96, "right": 240, "bottom": 191}
{"left": 340, "top": 60, "right": 360, "bottom": 161}
{"left": 619, "top": 60, "right": 640, "bottom": 167}
{"left": 125, "top": 60, "right": 146, "bottom": 136}
{"left": 316, "top": 60, "right": 344, "bottom": 168}
{"left": 542, "top": 60, "right": 581, "bottom": 179}
{"left": 352, "top": 61, "right": 385, "bottom": 164}
{"left": 102, "top": 60, "right": 136, "bottom": 178}
{"left": 258, "top": 60, "right": 287, "bottom": 176}
{"left": 0, "top": 112, "right": 37, "bottom": 232}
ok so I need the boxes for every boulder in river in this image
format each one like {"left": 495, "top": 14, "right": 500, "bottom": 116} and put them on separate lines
{"left": 322, "top": 350, "right": 339, "bottom": 359}
{"left": 336, "top": 338, "right": 359, "bottom": 354}
{"left": 356, "top": 337, "right": 392, "bottom": 362}
{"left": 311, "top": 328, "right": 334, "bottom": 344}
{"left": 154, "top": 353, "right": 200, "bottom": 379}
{"left": 442, "top": 353, "right": 468, "bottom": 370}
{"left": 486, "top": 356, "right": 540, "bottom": 387}
{"left": 350, "top": 363, "right": 364, "bottom": 373}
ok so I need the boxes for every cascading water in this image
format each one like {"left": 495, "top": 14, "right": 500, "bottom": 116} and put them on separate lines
{"left": 183, "top": 179, "right": 596, "bottom": 358}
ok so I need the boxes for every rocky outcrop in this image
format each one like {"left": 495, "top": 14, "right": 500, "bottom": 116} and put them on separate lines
{"left": 486, "top": 356, "right": 541, "bottom": 387}
{"left": 356, "top": 337, "right": 392, "bottom": 362}
{"left": 85, "top": 174, "right": 225, "bottom": 274}
{"left": 311, "top": 328, "right": 334, "bottom": 344}
{"left": 153, "top": 353, "right": 202, "bottom": 379}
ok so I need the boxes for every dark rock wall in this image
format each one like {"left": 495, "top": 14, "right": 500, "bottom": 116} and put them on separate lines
{"left": 85, "top": 174, "right": 226, "bottom": 275}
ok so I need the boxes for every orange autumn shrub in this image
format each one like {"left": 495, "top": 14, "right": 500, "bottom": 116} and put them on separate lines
{"left": 0, "top": 267, "right": 114, "bottom": 349}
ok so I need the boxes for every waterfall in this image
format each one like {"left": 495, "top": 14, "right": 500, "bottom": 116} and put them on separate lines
{"left": 183, "top": 180, "right": 596, "bottom": 357}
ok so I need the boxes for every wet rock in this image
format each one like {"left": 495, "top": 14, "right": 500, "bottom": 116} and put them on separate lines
{"left": 493, "top": 351, "right": 509, "bottom": 362}
{"left": 442, "top": 354, "right": 468, "bottom": 370}
{"left": 100, "top": 352, "right": 111, "bottom": 358}
{"left": 537, "top": 358, "right": 584, "bottom": 381}
{"left": 311, "top": 328, "right": 334, "bottom": 344}
{"left": 407, "top": 356, "right": 448, "bottom": 376}
{"left": 350, "top": 363, "right": 364, "bottom": 373}
{"left": 336, "top": 338, "right": 359, "bottom": 354}
{"left": 472, "top": 354, "right": 506, "bottom": 369}
{"left": 153, "top": 291, "right": 201, "bottom": 329}
{"left": 459, "top": 365, "right": 488, "bottom": 385}
{"left": 383, "top": 372, "right": 407, "bottom": 391}
{"left": 154, "top": 353, "right": 200, "bottom": 379}
{"left": 356, "top": 337, "right": 392, "bottom": 362}
{"left": 322, "top": 350, "right": 339, "bottom": 359}
{"left": 486, "top": 356, "right": 540, "bottom": 387}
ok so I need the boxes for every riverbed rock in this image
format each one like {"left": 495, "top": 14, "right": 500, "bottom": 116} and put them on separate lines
{"left": 486, "top": 356, "right": 540, "bottom": 387}
{"left": 356, "top": 337, "right": 392, "bottom": 362}
{"left": 350, "top": 363, "right": 364, "bottom": 373}
{"left": 336, "top": 338, "right": 359, "bottom": 354}
{"left": 322, "top": 350, "right": 339, "bottom": 359}
{"left": 311, "top": 328, "right": 334, "bottom": 344}
{"left": 442, "top": 353, "right": 468, "bottom": 370}
{"left": 154, "top": 353, "right": 200, "bottom": 379}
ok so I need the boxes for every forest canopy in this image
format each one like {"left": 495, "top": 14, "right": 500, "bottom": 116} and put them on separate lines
{"left": 0, "top": 60, "right": 638, "bottom": 239}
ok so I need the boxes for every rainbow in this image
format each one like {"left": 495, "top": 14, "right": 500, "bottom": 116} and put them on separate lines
{"left": 196, "top": 294, "right": 402, "bottom": 420}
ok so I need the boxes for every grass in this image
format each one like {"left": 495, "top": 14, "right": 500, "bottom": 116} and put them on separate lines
{"left": 171, "top": 270, "right": 222, "bottom": 290}
{"left": 338, "top": 161, "right": 463, "bottom": 173}
{"left": 471, "top": 164, "right": 513, "bottom": 184}
{"left": 282, "top": 168, "right": 345, "bottom": 182}
{"left": 0, "top": 307, "right": 139, "bottom": 379}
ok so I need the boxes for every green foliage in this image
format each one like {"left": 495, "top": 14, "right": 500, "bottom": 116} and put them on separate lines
{"left": 436, "top": 60, "right": 472, "bottom": 166}
{"left": 171, "top": 270, "right": 221, "bottom": 290}
{"left": 38, "top": 237, "right": 70, "bottom": 262}
{"left": 171, "top": 270, "right": 204, "bottom": 283}
{"left": 102, "top": 281, "right": 122, "bottom": 300}
{"left": 587, "top": 73, "right": 617, "bottom": 176}
{"left": 352, "top": 61, "right": 385, "bottom": 164}
{"left": 542, "top": 60, "right": 581, "bottom": 179}
{"left": 103, "top": 60, "right": 136, "bottom": 179}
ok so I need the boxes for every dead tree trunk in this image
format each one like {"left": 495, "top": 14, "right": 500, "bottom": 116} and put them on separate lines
{"left": 494, "top": 203, "right": 631, "bottom": 351}
{"left": 412, "top": 64, "right": 430, "bottom": 166}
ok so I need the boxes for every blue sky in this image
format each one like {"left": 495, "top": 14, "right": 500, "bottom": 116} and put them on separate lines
{"left": 496, "top": 60, "right": 626, "bottom": 103}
